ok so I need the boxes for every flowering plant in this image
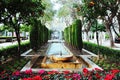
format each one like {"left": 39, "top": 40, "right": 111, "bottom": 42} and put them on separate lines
{"left": 0, "top": 68, "right": 120, "bottom": 80}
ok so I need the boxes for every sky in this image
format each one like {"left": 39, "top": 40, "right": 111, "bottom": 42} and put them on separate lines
{"left": 46, "top": 0, "right": 65, "bottom": 31}
{"left": 51, "top": 0, "right": 62, "bottom": 10}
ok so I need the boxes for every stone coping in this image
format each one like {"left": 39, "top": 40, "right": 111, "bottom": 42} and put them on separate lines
{"left": 48, "top": 39, "right": 65, "bottom": 43}
{"left": 21, "top": 49, "right": 33, "bottom": 56}
{"left": 80, "top": 55, "right": 103, "bottom": 71}
{"left": 20, "top": 44, "right": 50, "bottom": 57}
{"left": 82, "top": 49, "right": 98, "bottom": 57}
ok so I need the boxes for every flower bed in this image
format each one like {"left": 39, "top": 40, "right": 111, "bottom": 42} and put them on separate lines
{"left": 83, "top": 42, "right": 120, "bottom": 69}
{"left": 0, "top": 68, "right": 120, "bottom": 80}
{"left": 0, "top": 58, "right": 29, "bottom": 72}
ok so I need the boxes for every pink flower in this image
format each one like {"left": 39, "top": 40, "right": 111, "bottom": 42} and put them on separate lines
{"left": 38, "top": 70, "right": 45, "bottom": 75}
{"left": 25, "top": 69, "right": 32, "bottom": 74}
{"left": 33, "top": 75, "right": 42, "bottom": 80}
{"left": 88, "top": 76, "right": 92, "bottom": 80}
{"left": 12, "top": 71, "right": 20, "bottom": 76}
{"left": 72, "top": 73, "right": 81, "bottom": 79}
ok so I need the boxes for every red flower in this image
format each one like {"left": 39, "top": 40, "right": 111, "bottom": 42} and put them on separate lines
{"left": 104, "top": 74, "right": 114, "bottom": 80}
{"left": 33, "top": 75, "right": 42, "bottom": 80}
{"left": 0, "top": 70, "right": 6, "bottom": 75}
{"left": 65, "top": 75, "right": 72, "bottom": 79}
{"left": 47, "top": 71, "right": 53, "bottom": 74}
{"left": 83, "top": 68, "right": 89, "bottom": 74}
{"left": 51, "top": 70, "right": 59, "bottom": 73}
{"left": 25, "top": 69, "right": 32, "bottom": 74}
{"left": 95, "top": 73, "right": 101, "bottom": 79}
{"left": 47, "top": 70, "right": 58, "bottom": 75}
{"left": 111, "top": 69, "right": 120, "bottom": 75}
{"left": 12, "top": 71, "right": 20, "bottom": 76}
{"left": 22, "top": 78, "right": 32, "bottom": 80}
{"left": 83, "top": 68, "right": 89, "bottom": 76}
{"left": 63, "top": 70, "right": 70, "bottom": 74}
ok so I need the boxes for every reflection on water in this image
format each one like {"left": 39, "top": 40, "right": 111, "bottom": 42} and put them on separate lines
{"left": 47, "top": 43, "right": 69, "bottom": 56}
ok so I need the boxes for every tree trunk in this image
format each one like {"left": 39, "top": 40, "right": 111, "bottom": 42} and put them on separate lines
{"left": 11, "top": 31, "right": 14, "bottom": 43}
{"left": 6, "top": 30, "right": 8, "bottom": 37}
{"left": 86, "top": 31, "right": 89, "bottom": 42}
{"left": 96, "top": 31, "right": 100, "bottom": 59}
{"left": 109, "top": 30, "right": 114, "bottom": 47}
{"left": 104, "top": 16, "right": 115, "bottom": 47}
{"left": 96, "top": 32, "right": 99, "bottom": 46}
{"left": 117, "top": 13, "right": 120, "bottom": 33}
{"left": 112, "top": 24, "right": 119, "bottom": 37}
{"left": 15, "top": 28, "right": 21, "bottom": 57}
{"left": 106, "top": 28, "right": 114, "bottom": 47}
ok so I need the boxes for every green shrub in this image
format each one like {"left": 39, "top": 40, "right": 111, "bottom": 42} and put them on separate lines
{"left": 83, "top": 41, "right": 120, "bottom": 59}
{"left": 0, "top": 41, "right": 30, "bottom": 58}
{"left": 105, "top": 33, "right": 110, "bottom": 39}
{"left": 64, "top": 19, "right": 83, "bottom": 50}
{"left": 30, "top": 19, "right": 50, "bottom": 51}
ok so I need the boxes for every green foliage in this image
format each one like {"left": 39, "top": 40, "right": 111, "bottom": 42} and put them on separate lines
{"left": 30, "top": 19, "right": 50, "bottom": 51}
{"left": 30, "top": 19, "right": 40, "bottom": 51}
{"left": 83, "top": 41, "right": 120, "bottom": 59}
{"left": 90, "top": 23, "right": 106, "bottom": 32}
{"left": 41, "top": 0, "right": 55, "bottom": 23}
{"left": 58, "top": 5, "right": 70, "bottom": 17}
{"left": 20, "top": 24, "right": 30, "bottom": 32}
{"left": 0, "top": 0, "right": 45, "bottom": 56}
{"left": 64, "top": 19, "right": 83, "bottom": 50}
{"left": 105, "top": 33, "right": 110, "bottom": 39}
{"left": 0, "top": 41, "right": 30, "bottom": 58}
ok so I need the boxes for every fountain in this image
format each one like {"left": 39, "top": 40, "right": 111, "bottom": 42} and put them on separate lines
{"left": 21, "top": 32, "right": 102, "bottom": 72}
{"left": 31, "top": 42, "right": 90, "bottom": 69}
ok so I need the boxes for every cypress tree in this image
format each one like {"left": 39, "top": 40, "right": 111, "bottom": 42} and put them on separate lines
{"left": 30, "top": 19, "right": 39, "bottom": 51}
{"left": 76, "top": 19, "right": 83, "bottom": 51}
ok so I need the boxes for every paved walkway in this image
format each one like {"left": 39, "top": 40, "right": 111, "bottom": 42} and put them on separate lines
{"left": 84, "top": 39, "right": 120, "bottom": 50}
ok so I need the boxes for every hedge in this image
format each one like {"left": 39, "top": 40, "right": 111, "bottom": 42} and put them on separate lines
{"left": 83, "top": 41, "right": 120, "bottom": 59}
{"left": 30, "top": 19, "right": 50, "bottom": 51}
{"left": 0, "top": 36, "right": 26, "bottom": 39}
{"left": 64, "top": 19, "right": 83, "bottom": 51}
{"left": 0, "top": 41, "right": 30, "bottom": 58}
